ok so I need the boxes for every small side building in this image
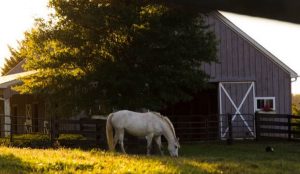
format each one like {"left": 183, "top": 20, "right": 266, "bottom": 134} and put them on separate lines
{"left": 0, "top": 60, "right": 47, "bottom": 137}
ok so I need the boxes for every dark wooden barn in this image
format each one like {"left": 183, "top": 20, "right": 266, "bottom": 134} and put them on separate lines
{"left": 162, "top": 11, "right": 298, "bottom": 141}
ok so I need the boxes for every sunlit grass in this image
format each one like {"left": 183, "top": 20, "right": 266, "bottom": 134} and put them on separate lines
{"left": 0, "top": 141, "right": 299, "bottom": 173}
{"left": 0, "top": 147, "right": 199, "bottom": 173}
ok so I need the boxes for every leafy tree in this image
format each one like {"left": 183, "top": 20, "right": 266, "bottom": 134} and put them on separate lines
{"left": 292, "top": 105, "right": 300, "bottom": 136}
{"left": 292, "top": 94, "right": 300, "bottom": 110}
{"left": 292, "top": 104, "right": 300, "bottom": 115}
{"left": 14, "top": 0, "right": 217, "bottom": 115}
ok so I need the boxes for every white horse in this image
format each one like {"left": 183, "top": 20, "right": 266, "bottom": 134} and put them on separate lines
{"left": 106, "top": 110, "right": 180, "bottom": 157}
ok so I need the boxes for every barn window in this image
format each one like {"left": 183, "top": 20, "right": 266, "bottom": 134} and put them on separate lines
{"left": 255, "top": 97, "right": 275, "bottom": 112}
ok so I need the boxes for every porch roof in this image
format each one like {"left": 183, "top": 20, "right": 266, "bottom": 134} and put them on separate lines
{"left": 0, "top": 70, "right": 36, "bottom": 88}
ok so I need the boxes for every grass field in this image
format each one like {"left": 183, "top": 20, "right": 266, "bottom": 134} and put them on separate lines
{"left": 0, "top": 141, "right": 300, "bottom": 173}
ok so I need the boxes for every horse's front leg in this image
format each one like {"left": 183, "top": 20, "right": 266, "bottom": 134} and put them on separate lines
{"left": 145, "top": 134, "right": 154, "bottom": 156}
{"left": 154, "top": 136, "right": 164, "bottom": 156}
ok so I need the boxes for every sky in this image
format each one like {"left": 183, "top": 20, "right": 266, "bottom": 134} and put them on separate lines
{"left": 0, "top": 0, "right": 49, "bottom": 64}
{"left": 0, "top": 1, "right": 300, "bottom": 94}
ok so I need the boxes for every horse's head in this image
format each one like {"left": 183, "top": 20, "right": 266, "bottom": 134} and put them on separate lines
{"left": 168, "top": 137, "right": 180, "bottom": 157}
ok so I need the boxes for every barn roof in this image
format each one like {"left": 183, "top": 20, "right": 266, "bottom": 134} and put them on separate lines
{"left": 214, "top": 11, "right": 299, "bottom": 79}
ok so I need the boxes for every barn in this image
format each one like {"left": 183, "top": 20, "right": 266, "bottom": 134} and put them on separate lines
{"left": 0, "top": 11, "right": 298, "bottom": 141}
{"left": 161, "top": 11, "right": 298, "bottom": 141}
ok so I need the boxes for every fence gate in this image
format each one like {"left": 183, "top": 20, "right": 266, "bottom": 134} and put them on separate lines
{"left": 219, "top": 82, "right": 256, "bottom": 139}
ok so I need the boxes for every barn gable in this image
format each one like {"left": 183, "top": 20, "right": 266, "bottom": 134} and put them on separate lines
{"left": 203, "top": 12, "right": 297, "bottom": 80}
{"left": 202, "top": 11, "right": 298, "bottom": 115}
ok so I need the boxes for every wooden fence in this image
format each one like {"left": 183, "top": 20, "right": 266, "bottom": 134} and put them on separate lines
{"left": 168, "top": 114, "right": 219, "bottom": 142}
{"left": 51, "top": 118, "right": 107, "bottom": 147}
{"left": 255, "top": 113, "right": 300, "bottom": 140}
{"left": 0, "top": 114, "right": 50, "bottom": 142}
{"left": 2, "top": 113, "right": 300, "bottom": 148}
{"left": 0, "top": 114, "right": 107, "bottom": 147}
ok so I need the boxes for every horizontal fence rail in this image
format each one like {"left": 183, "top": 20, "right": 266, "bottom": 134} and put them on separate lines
{"left": 51, "top": 118, "right": 107, "bottom": 146}
{"left": 0, "top": 114, "right": 50, "bottom": 143}
{"left": 255, "top": 113, "right": 300, "bottom": 140}
{"left": 169, "top": 114, "right": 219, "bottom": 142}
{"left": 0, "top": 114, "right": 107, "bottom": 147}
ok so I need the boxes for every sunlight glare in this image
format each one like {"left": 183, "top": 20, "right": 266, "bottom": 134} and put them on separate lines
{"left": 0, "top": 0, "right": 49, "bottom": 65}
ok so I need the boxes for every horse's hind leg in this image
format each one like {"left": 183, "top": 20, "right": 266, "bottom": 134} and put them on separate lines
{"left": 117, "top": 129, "right": 126, "bottom": 153}
{"left": 154, "top": 136, "right": 164, "bottom": 156}
{"left": 113, "top": 129, "right": 126, "bottom": 153}
{"left": 146, "top": 134, "right": 154, "bottom": 156}
{"left": 113, "top": 130, "right": 119, "bottom": 150}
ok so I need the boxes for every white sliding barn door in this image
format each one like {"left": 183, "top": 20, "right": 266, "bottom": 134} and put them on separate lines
{"left": 219, "top": 82, "right": 256, "bottom": 139}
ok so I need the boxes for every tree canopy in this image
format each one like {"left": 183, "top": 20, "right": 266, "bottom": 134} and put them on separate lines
{"left": 14, "top": 0, "right": 217, "bottom": 115}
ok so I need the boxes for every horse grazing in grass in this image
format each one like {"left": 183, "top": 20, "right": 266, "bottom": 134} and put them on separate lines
{"left": 106, "top": 110, "right": 180, "bottom": 157}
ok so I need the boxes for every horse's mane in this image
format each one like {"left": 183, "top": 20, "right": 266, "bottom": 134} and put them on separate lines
{"left": 151, "top": 112, "right": 164, "bottom": 119}
{"left": 163, "top": 117, "right": 177, "bottom": 139}
{"left": 151, "top": 112, "right": 177, "bottom": 139}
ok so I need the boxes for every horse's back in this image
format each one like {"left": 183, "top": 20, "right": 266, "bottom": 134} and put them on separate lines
{"left": 110, "top": 110, "right": 163, "bottom": 136}
{"left": 111, "top": 110, "right": 156, "bottom": 127}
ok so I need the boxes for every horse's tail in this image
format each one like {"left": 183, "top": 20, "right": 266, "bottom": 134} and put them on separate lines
{"left": 106, "top": 113, "right": 115, "bottom": 151}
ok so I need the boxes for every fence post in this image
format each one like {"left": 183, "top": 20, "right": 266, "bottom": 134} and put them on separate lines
{"left": 50, "top": 115, "right": 59, "bottom": 145}
{"left": 288, "top": 115, "right": 292, "bottom": 141}
{"left": 50, "top": 115, "right": 54, "bottom": 144}
{"left": 96, "top": 121, "right": 101, "bottom": 146}
{"left": 227, "top": 114, "right": 233, "bottom": 145}
{"left": 255, "top": 112, "right": 260, "bottom": 141}
{"left": 10, "top": 115, "right": 13, "bottom": 143}
{"left": 80, "top": 119, "right": 84, "bottom": 132}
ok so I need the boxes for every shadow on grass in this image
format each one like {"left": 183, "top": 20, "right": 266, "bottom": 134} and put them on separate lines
{"left": 114, "top": 141, "right": 300, "bottom": 174}
{"left": 0, "top": 154, "right": 32, "bottom": 173}
{"left": 176, "top": 141, "right": 300, "bottom": 174}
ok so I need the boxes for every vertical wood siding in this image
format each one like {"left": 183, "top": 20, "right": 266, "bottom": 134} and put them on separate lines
{"left": 204, "top": 14, "right": 292, "bottom": 114}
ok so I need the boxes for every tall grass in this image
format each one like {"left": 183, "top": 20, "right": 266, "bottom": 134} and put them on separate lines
{"left": 0, "top": 141, "right": 299, "bottom": 173}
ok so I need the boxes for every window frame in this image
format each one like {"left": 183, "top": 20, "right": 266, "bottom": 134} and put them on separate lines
{"left": 255, "top": 97, "right": 276, "bottom": 112}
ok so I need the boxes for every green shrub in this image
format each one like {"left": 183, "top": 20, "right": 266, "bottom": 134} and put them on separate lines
{"left": 0, "top": 134, "right": 52, "bottom": 148}
{"left": 57, "top": 134, "right": 101, "bottom": 148}
{"left": 12, "top": 134, "right": 51, "bottom": 148}
{"left": 0, "top": 133, "right": 101, "bottom": 148}
{"left": 58, "top": 134, "right": 87, "bottom": 141}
